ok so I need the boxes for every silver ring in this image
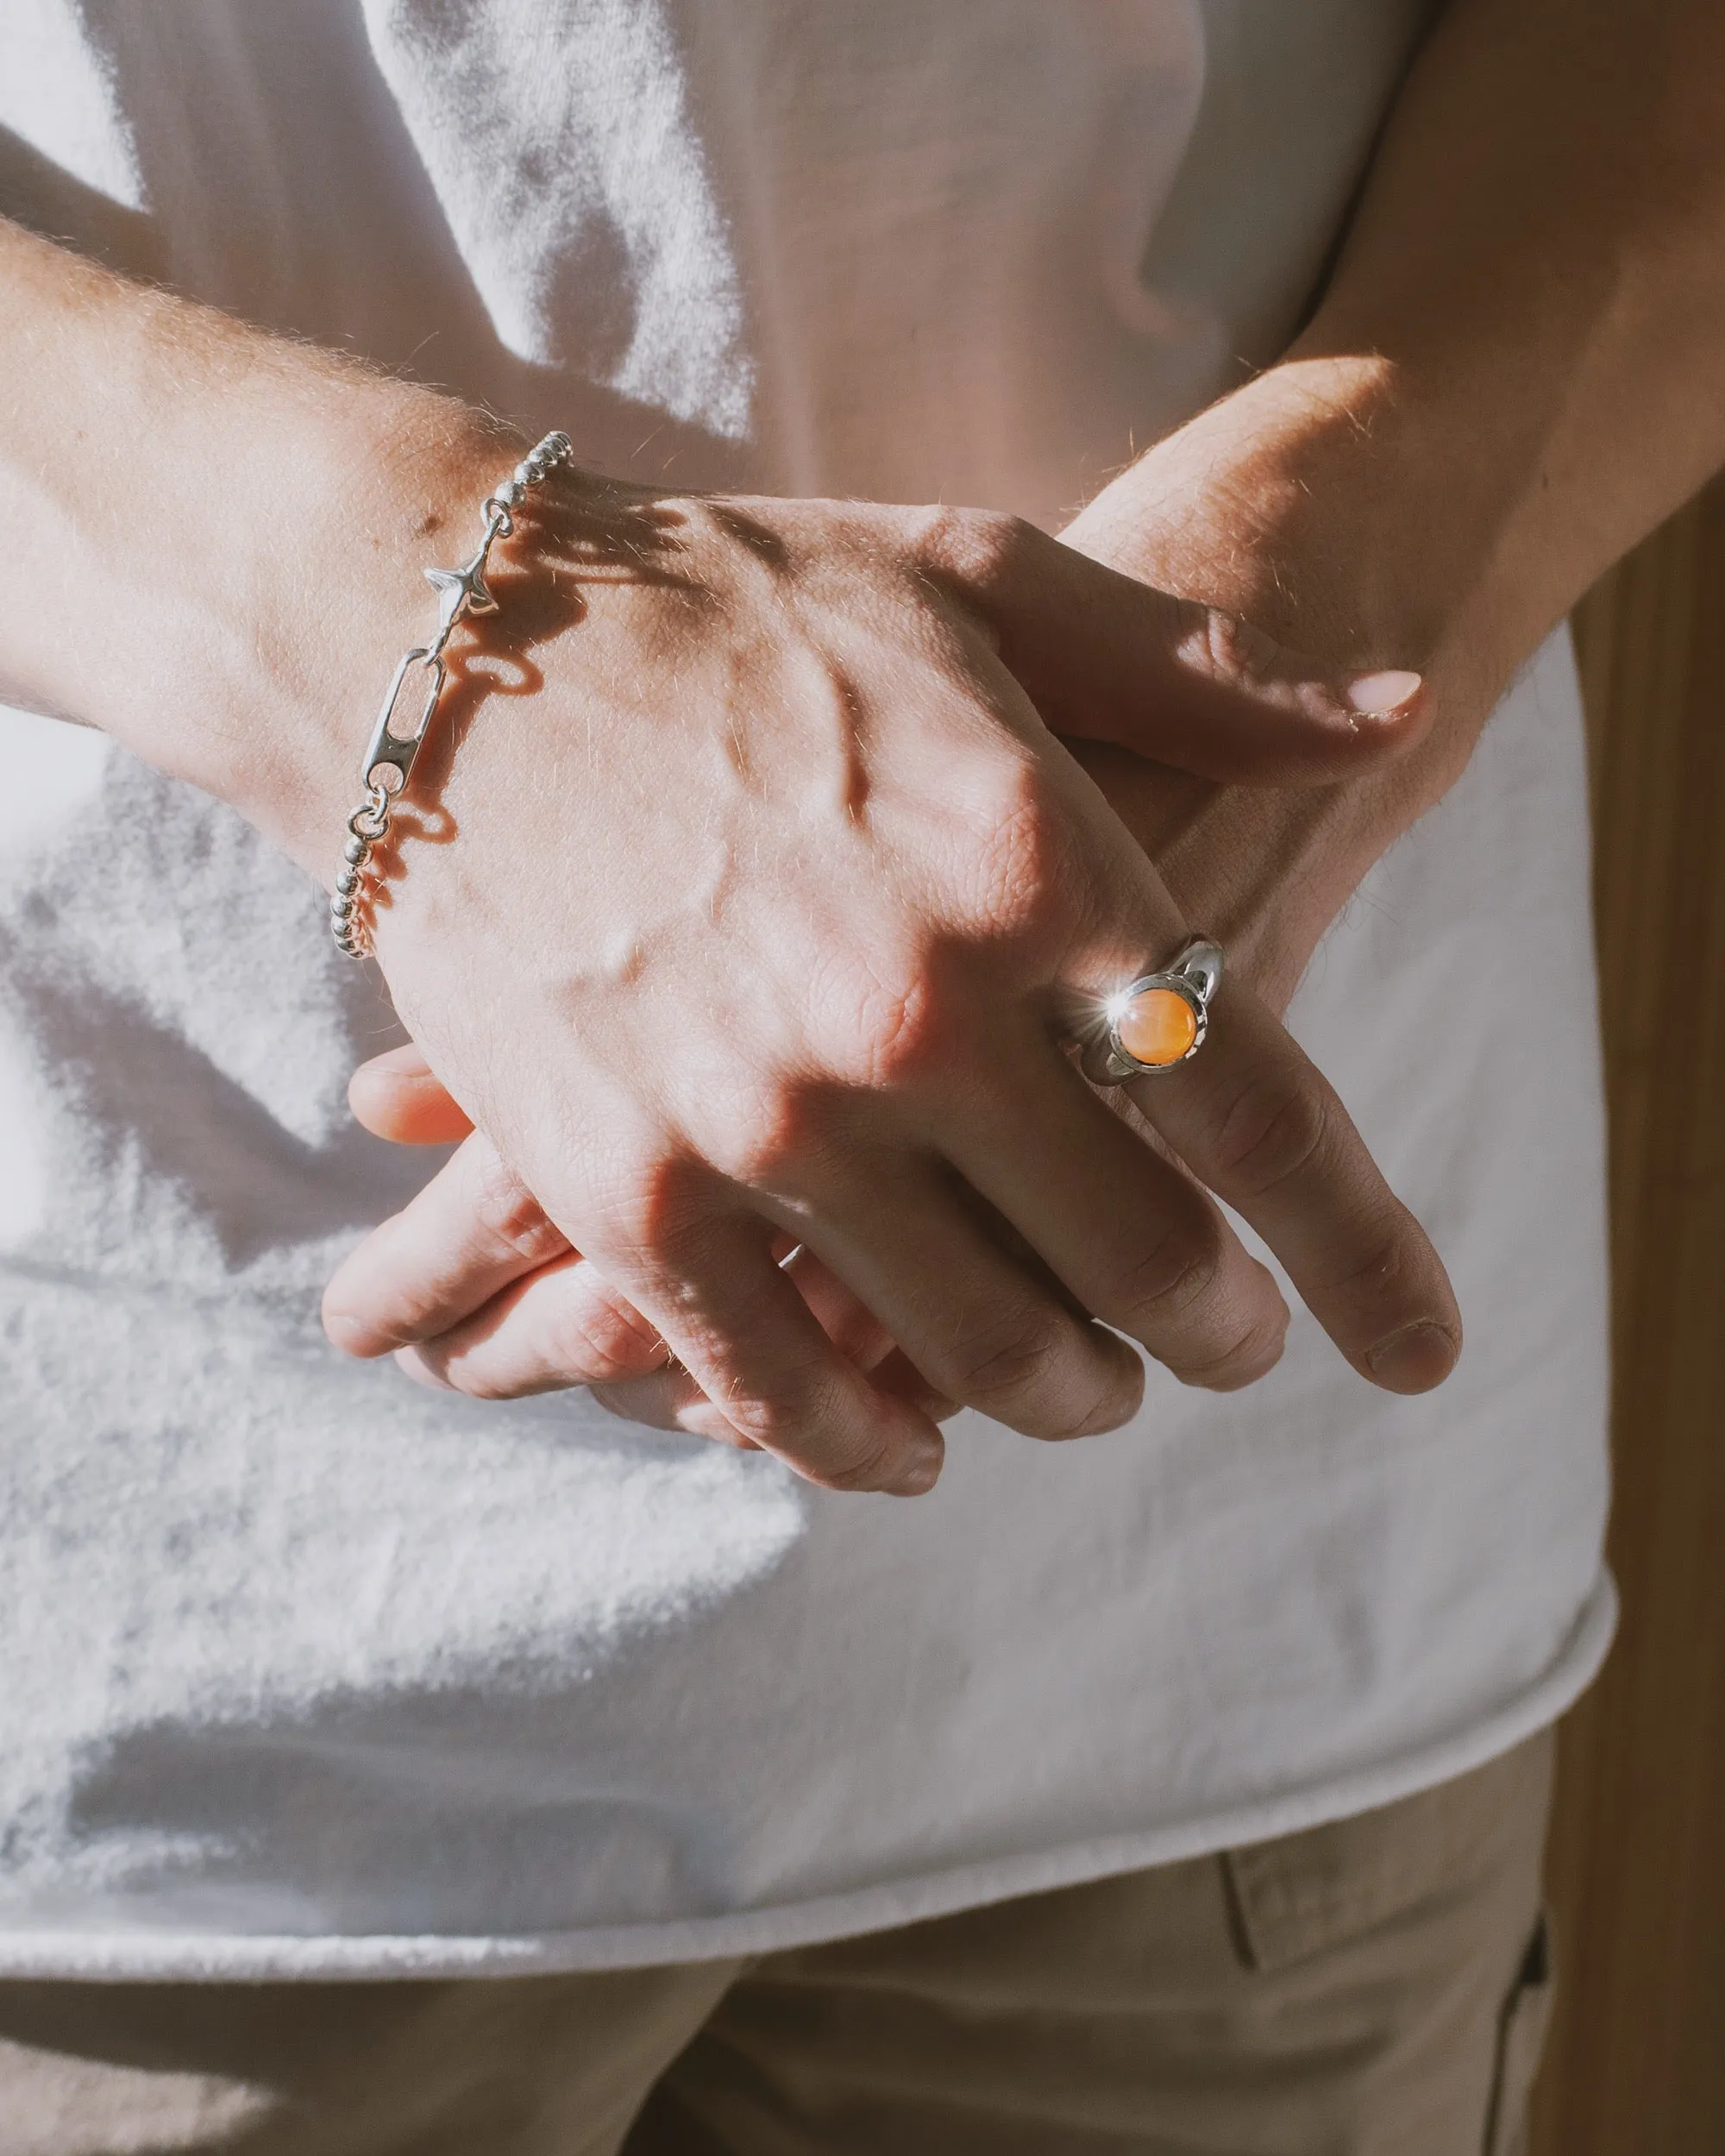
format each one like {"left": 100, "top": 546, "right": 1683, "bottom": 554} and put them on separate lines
{"left": 1078, "top": 937, "right": 1224, "bottom": 1084}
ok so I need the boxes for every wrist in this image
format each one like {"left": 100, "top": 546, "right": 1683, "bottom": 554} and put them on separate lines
{"left": 1061, "top": 353, "right": 1534, "bottom": 1003}
{"left": 154, "top": 389, "right": 520, "bottom": 879}
{"left": 1068, "top": 351, "right": 1531, "bottom": 713}
{"left": 0, "top": 221, "right": 519, "bottom": 878}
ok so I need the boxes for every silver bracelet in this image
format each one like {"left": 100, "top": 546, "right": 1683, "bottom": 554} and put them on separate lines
{"left": 329, "top": 429, "right": 574, "bottom": 959}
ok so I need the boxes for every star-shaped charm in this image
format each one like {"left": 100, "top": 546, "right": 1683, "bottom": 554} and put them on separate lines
{"left": 424, "top": 556, "right": 499, "bottom": 633}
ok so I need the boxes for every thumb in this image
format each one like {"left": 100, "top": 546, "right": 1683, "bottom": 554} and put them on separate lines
{"left": 349, "top": 1042, "right": 475, "bottom": 1146}
{"left": 943, "top": 517, "right": 1429, "bottom": 785}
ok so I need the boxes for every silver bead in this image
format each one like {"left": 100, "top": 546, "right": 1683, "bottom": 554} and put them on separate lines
{"left": 513, "top": 460, "right": 536, "bottom": 487}
{"left": 336, "top": 866, "right": 359, "bottom": 896}
{"left": 343, "top": 834, "right": 370, "bottom": 866}
{"left": 495, "top": 479, "right": 524, "bottom": 509}
{"left": 330, "top": 896, "right": 353, "bottom": 921}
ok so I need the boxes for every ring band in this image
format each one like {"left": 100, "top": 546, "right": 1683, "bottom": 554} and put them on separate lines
{"left": 1079, "top": 937, "right": 1224, "bottom": 1084}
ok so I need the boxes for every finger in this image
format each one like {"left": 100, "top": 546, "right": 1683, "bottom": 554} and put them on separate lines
{"left": 585, "top": 1258, "right": 958, "bottom": 1436}
{"left": 396, "top": 1236, "right": 889, "bottom": 1407}
{"left": 392, "top": 1248, "right": 674, "bottom": 1395}
{"left": 323, "top": 1132, "right": 573, "bottom": 1357}
{"left": 925, "top": 512, "right": 1429, "bottom": 784}
{"left": 938, "top": 1038, "right": 1291, "bottom": 1391}
{"left": 588, "top": 1347, "right": 958, "bottom": 1441}
{"left": 590, "top": 1362, "right": 737, "bottom": 1436}
{"left": 350, "top": 1043, "right": 474, "bottom": 1145}
{"left": 1122, "top": 976, "right": 1462, "bottom": 1393}
{"left": 605, "top": 1212, "right": 948, "bottom": 1496}
{"left": 766, "top": 1154, "right": 1149, "bottom": 1440}
{"left": 774, "top": 1241, "right": 899, "bottom": 1373}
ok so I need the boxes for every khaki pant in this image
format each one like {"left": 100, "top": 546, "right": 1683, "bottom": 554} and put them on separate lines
{"left": 0, "top": 1732, "right": 1554, "bottom": 2156}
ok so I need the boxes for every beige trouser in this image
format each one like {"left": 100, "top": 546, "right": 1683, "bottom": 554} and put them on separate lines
{"left": 0, "top": 1732, "right": 1554, "bottom": 2156}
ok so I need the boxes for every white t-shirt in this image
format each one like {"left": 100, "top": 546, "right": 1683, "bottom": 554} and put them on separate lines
{"left": 0, "top": 0, "right": 1611, "bottom": 1978}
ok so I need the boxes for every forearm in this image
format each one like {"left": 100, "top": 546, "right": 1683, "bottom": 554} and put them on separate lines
{"left": 0, "top": 217, "right": 505, "bottom": 871}
{"left": 1293, "top": 0, "right": 1725, "bottom": 673}
{"left": 1124, "top": 0, "right": 1725, "bottom": 662}
{"left": 1067, "top": 0, "right": 1725, "bottom": 996}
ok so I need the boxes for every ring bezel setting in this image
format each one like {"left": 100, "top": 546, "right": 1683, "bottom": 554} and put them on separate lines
{"left": 1079, "top": 937, "right": 1224, "bottom": 1084}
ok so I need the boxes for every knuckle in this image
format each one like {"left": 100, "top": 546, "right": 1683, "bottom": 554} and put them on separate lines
{"left": 1172, "top": 1305, "right": 1289, "bottom": 1392}
{"left": 699, "top": 1354, "right": 910, "bottom": 1492}
{"left": 849, "top": 969, "right": 950, "bottom": 1091}
{"left": 1114, "top": 1214, "right": 1228, "bottom": 1330}
{"left": 706, "top": 1362, "right": 832, "bottom": 1455}
{"left": 709, "top": 1072, "right": 833, "bottom": 1187}
{"left": 547, "top": 1282, "right": 668, "bottom": 1386}
{"left": 470, "top": 1147, "right": 567, "bottom": 1267}
{"left": 446, "top": 1364, "right": 529, "bottom": 1403}
{"left": 1182, "top": 601, "right": 1278, "bottom": 689}
{"left": 411, "top": 1338, "right": 514, "bottom": 1402}
{"left": 1211, "top": 1073, "right": 1333, "bottom": 1198}
{"left": 963, "top": 764, "right": 1083, "bottom": 947}
{"left": 812, "top": 1430, "right": 901, "bottom": 1494}
{"left": 808, "top": 946, "right": 957, "bottom": 1094}
{"left": 944, "top": 1304, "right": 1069, "bottom": 1415}
{"left": 911, "top": 504, "right": 1036, "bottom": 592}
{"left": 586, "top": 1142, "right": 712, "bottom": 1260}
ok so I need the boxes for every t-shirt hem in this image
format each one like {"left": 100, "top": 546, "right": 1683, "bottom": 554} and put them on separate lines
{"left": 0, "top": 1571, "right": 1615, "bottom": 1983}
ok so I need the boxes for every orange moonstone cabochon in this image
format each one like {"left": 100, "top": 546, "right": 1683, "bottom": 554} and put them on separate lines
{"left": 1116, "top": 985, "right": 1199, "bottom": 1067}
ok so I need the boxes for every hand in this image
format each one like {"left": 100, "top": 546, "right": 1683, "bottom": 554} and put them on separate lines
{"left": 321, "top": 487, "right": 1459, "bottom": 1470}
{"left": 332, "top": 1044, "right": 953, "bottom": 1441}
{"left": 16, "top": 223, "right": 1454, "bottom": 1494}
{"left": 323, "top": 0, "right": 1725, "bottom": 1481}
{"left": 1052, "top": 362, "right": 1517, "bottom": 1015}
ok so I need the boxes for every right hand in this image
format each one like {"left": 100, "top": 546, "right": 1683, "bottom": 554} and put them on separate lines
{"left": 321, "top": 464, "right": 1459, "bottom": 1494}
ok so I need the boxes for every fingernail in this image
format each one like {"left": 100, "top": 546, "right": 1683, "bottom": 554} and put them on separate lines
{"left": 1364, "top": 1319, "right": 1459, "bottom": 1393}
{"left": 889, "top": 1439, "right": 944, "bottom": 1497}
{"left": 1344, "top": 668, "right": 1423, "bottom": 716}
{"left": 393, "top": 1348, "right": 455, "bottom": 1392}
{"left": 327, "top": 1310, "right": 417, "bottom": 1360}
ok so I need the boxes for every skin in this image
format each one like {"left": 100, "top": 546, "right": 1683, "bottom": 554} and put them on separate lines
{"left": 324, "top": 0, "right": 1725, "bottom": 1446}
{"left": 0, "top": 219, "right": 1458, "bottom": 1499}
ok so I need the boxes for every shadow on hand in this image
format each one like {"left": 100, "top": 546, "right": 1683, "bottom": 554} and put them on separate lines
{"left": 355, "top": 481, "right": 697, "bottom": 936}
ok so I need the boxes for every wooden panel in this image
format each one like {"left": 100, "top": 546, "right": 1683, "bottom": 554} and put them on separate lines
{"left": 1530, "top": 479, "right": 1725, "bottom": 2153}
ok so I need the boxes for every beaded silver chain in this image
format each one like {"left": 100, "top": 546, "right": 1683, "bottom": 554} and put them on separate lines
{"left": 329, "top": 429, "right": 575, "bottom": 959}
